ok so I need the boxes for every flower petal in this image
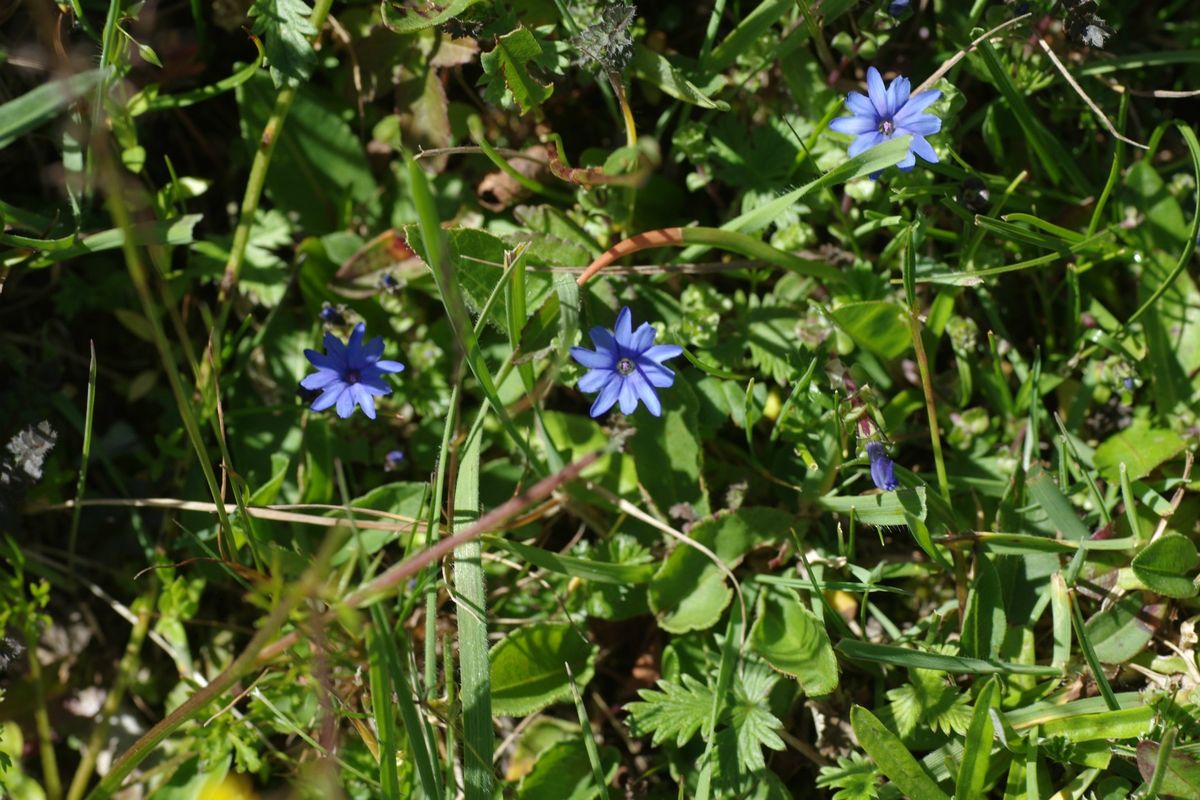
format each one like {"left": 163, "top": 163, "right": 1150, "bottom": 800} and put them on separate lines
{"left": 590, "top": 378, "right": 621, "bottom": 418}
{"left": 830, "top": 115, "right": 877, "bottom": 135}
{"left": 896, "top": 150, "right": 917, "bottom": 170}
{"left": 642, "top": 344, "right": 683, "bottom": 363}
{"left": 896, "top": 114, "right": 941, "bottom": 136}
{"left": 617, "top": 377, "right": 639, "bottom": 415}
{"left": 638, "top": 361, "right": 676, "bottom": 388}
{"left": 889, "top": 76, "right": 911, "bottom": 115}
{"left": 361, "top": 336, "right": 385, "bottom": 363}
{"left": 866, "top": 67, "right": 889, "bottom": 118}
{"left": 300, "top": 369, "right": 342, "bottom": 390}
{"left": 352, "top": 385, "right": 377, "bottom": 419}
{"left": 895, "top": 89, "right": 941, "bottom": 121}
{"left": 848, "top": 131, "right": 885, "bottom": 158}
{"left": 846, "top": 91, "right": 875, "bottom": 118}
{"left": 578, "top": 368, "right": 614, "bottom": 393}
{"left": 356, "top": 379, "right": 393, "bottom": 396}
{"left": 628, "top": 372, "right": 661, "bottom": 416}
{"left": 322, "top": 332, "right": 348, "bottom": 366}
{"left": 630, "top": 322, "right": 657, "bottom": 354}
{"left": 571, "top": 346, "right": 614, "bottom": 370}
{"left": 305, "top": 348, "right": 337, "bottom": 370}
{"left": 910, "top": 135, "right": 938, "bottom": 164}
{"left": 312, "top": 385, "right": 344, "bottom": 412}
{"left": 373, "top": 360, "right": 405, "bottom": 374}
{"left": 613, "top": 307, "right": 634, "bottom": 349}
{"left": 336, "top": 388, "right": 357, "bottom": 418}
{"left": 588, "top": 326, "right": 618, "bottom": 355}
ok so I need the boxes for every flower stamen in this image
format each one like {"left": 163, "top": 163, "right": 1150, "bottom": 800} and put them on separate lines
{"left": 616, "top": 357, "right": 636, "bottom": 376}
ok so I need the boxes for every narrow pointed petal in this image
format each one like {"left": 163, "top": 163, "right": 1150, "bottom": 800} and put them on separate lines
{"left": 323, "top": 331, "right": 348, "bottom": 365}
{"left": 848, "top": 132, "right": 885, "bottom": 158}
{"left": 642, "top": 344, "right": 683, "bottom": 363}
{"left": 362, "top": 336, "right": 385, "bottom": 363}
{"left": 373, "top": 360, "right": 405, "bottom": 373}
{"left": 629, "top": 373, "right": 661, "bottom": 416}
{"left": 890, "top": 76, "right": 911, "bottom": 113}
{"left": 895, "top": 89, "right": 941, "bottom": 121}
{"left": 300, "top": 369, "right": 341, "bottom": 390}
{"left": 571, "top": 346, "right": 614, "bottom": 370}
{"left": 588, "top": 326, "right": 618, "bottom": 355}
{"left": 305, "top": 348, "right": 337, "bottom": 370}
{"left": 357, "top": 379, "right": 393, "bottom": 396}
{"left": 830, "top": 115, "right": 877, "bottom": 135}
{"left": 896, "top": 115, "right": 941, "bottom": 136}
{"left": 639, "top": 361, "right": 676, "bottom": 388}
{"left": 578, "top": 369, "right": 614, "bottom": 393}
{"left": 617, "top": 377, "right": 639, "bottom": 415}
{"left": 590, "top": 378, "right": 621, "bottom": 418}
{"left": 896, "top": 151, "right": 917, "bottom": 170}
{"left": 866, "top": 67, "right": 888, "bottom": 118}
{"left": 312, "top": 385, "right": 344, "bottom": 412}
{"left": 630, "top": 322, "right": 656, "bottom": 353}
{"left": 336, "top": 388, "right": 356, "bottom": 418}
{"left": 846, "top": 91, "right": 875, "bottom": 117}
{"left": 353, "top": 385, "right": 377, "bottom": 419}
{"left": 910, "top": 135, "right": 938, "bottom": 164}
{"left": 613, "top": 307, "right": 634, "bottom": 348}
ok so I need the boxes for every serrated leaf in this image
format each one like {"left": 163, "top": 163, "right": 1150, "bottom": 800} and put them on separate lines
{"left": 383, "top": 0, "right": 482, "bottom": 34}
{"left": 816, "top": 753, "right": 880, "bottom": 800}
{"left": 749, "top": 591, "right": 838, "bottom": 696}
{"left": 481, "top": 26, "right": 554, "bottom": 114}
{"left": 249, "top": 0, "right": 317, "bottom": 88}
{"left": 626, "top": 675, "right": 714, "bottom": 746}
{"left": 1131, "top": 534, "right": 1199, "bottom": 599}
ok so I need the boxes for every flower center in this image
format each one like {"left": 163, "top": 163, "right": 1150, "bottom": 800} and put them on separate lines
{"left": 615, "top": 357, "right": 636, "bottom": 376}
{"left": 878, "top": 119, "right": 895, "bottom": 136}
{"left": 344, "top": 369, "right": 361, "bottom": 384}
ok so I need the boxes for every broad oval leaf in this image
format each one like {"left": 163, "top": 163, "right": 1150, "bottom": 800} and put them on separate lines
{"left": 490, "top": 623, "right": 597, "bottom": 717}
{"left": 749, "top": 591, "right": 838, "bottom": 696}
{"left": 1131, "top": 533, "right": 1199, "bottom": 599}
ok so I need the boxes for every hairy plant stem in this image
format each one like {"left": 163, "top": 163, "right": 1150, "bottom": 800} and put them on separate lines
{"left": 907, "top": 310, "right": 950, "bottom": 501}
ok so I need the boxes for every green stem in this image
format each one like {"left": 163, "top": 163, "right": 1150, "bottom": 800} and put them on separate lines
{"left": 66, "top": 584, "right": 157, "bottom": 800}
{"left": 67, "top": 341, "right": 97, "bottom": 574}
{"left": 26, "top": 626, "right": 62, "bottom": 800}
{"left": 907, "top": 311, "right": 950, "bottom": 500}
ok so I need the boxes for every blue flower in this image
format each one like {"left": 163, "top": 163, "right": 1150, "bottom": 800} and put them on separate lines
{"left": 384, "top": 449, "right": 405, "bottom": 471}
{"left": 301, "top": 323, "right": 404, "bottom": 420}
{"left": 888, "top": 0, "right": 910, "bottom": 15}
{"left": 867, "top": 442, "right": 900, "bottom": 491}
{"left": 570, "top": 307, "right": 683, "bottom": 418}
{"left": 829, "top": 66, "right": 941, "bottom": 173}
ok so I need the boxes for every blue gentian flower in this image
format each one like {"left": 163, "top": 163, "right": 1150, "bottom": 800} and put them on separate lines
{"left": 570, "top": 307, "right": 682, "bottom": 418}
{"left": 301, "top": 323, "right": 404, "bottom": 420}
{"left": 888, "top": 0, "right": 910, "bottom": 15}
{"left": 829, "top": 66, "right": 941, "bottom": 173}
{"left": 867, "top": 442, "right": 900, "bottom": 491}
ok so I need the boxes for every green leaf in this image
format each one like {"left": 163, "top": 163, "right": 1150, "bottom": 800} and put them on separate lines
{"left": 248, "top": 0, "right": 317, "bottom": 88}
{"left": 485, "top": 535, "right": 656, "bottom": 585}
{"left": 1136, "top": 740, "right": 1200, "bottom": 797}
{"left": 481, "top": 26, "right": 554, "bottom": 115}
{"left": 626, "top": 674, "right": 713, "bottom": 747}
{"left": 816, "top": 753, "right": 880, "bottom": 800}
{"left": 955, "top": 678, "right": 1000, "bottom": 800}
{"left": 829, "top": 302, "right": 911, "bottom": 359}
{"left": 382, "top": 0, "right": 482, "bottom": 34}
{"left": 749, "top": 591, "right": 838, "bottom": 696}
{"left": 960, "top": 553, "right": 1006, "bottom": 659}
{"left": 1025, "top": 466, "right": 1090, "bottom": 541}
{"left": 850, "top": 706, "right": 951, "bottom": 800}
{"left": 237, "top": 73, "right": 376, "bottom": 230}
{"left": 516, "top": 738, "right": 619, "bottom": 800}
{"left": 1085, "top": 594, "right": 1165, "bottom": 663}
{"left": 0, "top": 68, "right": 105, "bottom": 150}
{"left": 649, "top": 508, "right": 794, "bottom": 633}
{"left": 837, "top": 640, "right": 1061, "bottom": 676}
{"left": 704, "top": 0, "right": 792, "bottom": 72}
{"left": 490, "top": 622, "right": 598, "bottom": 717}
{"left": 816, "top": 488, "right": 926, "bottom": 527}
{"left": 629, "top": 44, "right": 728, "bottom": 111}
{"left": 1131, "top": 534, "right": 1199, "bottom": 599}
{"left": 629, "top": 375, "right": 709, "bottom": 519}
{"left": 1093, "top": 419, "right": 1186, "bottom": 483}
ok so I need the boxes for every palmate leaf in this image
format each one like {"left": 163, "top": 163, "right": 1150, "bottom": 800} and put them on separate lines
{"left": 885, "top": 666, "right": 972, "bottom": 738}
{"left": 816, "top": 753, "right": 881, "bottom": 800}
{"left": 248, "top": 0, "right": 317, "bottom": 88}
{"left": 626, "top": 674, "right": 713, "bottom": 747}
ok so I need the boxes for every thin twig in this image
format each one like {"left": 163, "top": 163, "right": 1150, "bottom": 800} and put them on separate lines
{"left": 913, "top": 13, "right": 1032, "bottom": 96}
{"left": 1037, "top": 38, "right": 1148, "bottom": 150}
